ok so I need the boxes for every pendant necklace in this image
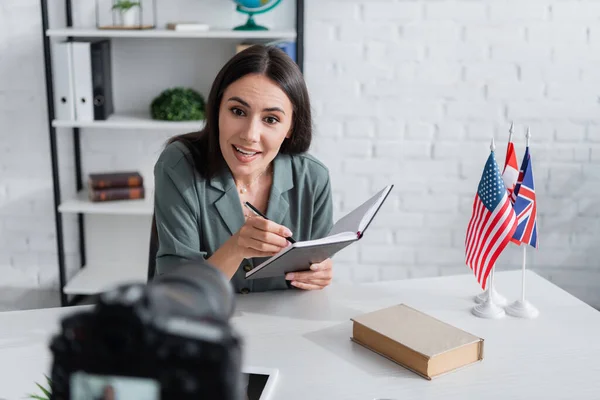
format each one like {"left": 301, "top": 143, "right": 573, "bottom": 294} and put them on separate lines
{"left": 237, "top": 167, "right": 269, "bottom": 194}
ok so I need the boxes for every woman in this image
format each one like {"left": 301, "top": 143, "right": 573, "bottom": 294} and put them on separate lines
{"left": 153, "top": 45, "right": 334, "bottom": 294}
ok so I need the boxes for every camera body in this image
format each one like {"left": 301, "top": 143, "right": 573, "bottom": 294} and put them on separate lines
{"left": 49, "top": 264, "right": 244, "bottom": 400}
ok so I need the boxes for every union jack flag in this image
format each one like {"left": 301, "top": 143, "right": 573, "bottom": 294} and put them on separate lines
{"left": 511, "top": 147, "right": 538, "bottom": 248}
{"left": 466, "top": 151, "right": 518, "bottom": 290}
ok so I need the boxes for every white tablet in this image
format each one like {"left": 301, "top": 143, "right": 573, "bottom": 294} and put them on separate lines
{"left": 242, "top": 366, "right": 279, "bottom": 400}
{"left": 67, "top": 366, "right": 278, "bottom": 400}
{"left": 64, "top": 365, "right": 279, "bottom": 400}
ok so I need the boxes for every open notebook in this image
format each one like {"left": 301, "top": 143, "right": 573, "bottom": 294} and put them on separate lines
{"left": 246, "top": 184, "right": 393, "bottom": 280}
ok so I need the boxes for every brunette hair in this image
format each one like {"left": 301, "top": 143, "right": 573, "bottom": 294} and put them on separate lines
{"left": 168, "top": 44, "right": 312, "bottom": 178}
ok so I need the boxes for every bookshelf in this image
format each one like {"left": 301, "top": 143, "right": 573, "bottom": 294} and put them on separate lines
{"left": 52, "top": 112, "right": 205, "bottom": 130}
{"left": 40, "top": 0, "right": 305, "bottom": 306}
{"left": 46, "top": 27, "right": 298, "bottom": 39}
{"left": 58, "top": 190, "right": 153, "bottom": 215}
{"left": 63, "top": 262, "right": 148, "bottom": 295}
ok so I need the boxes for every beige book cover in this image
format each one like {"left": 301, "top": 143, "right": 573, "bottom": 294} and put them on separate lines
{"left": 350, "top": 304, "right": 484, "bottom": 380}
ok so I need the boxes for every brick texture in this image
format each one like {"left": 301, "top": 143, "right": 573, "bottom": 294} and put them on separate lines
{"left": 2, "top": 0, "right": 599, "bottom": 308}
{"left": 305, "top": 0, "right": 600, "bottom": 307}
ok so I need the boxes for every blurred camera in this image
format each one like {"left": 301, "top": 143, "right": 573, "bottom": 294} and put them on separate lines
{"left": 48, "top": 263, "right": 244, "bottom": 400}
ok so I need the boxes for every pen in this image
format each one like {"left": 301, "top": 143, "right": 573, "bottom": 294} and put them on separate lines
{"left": 244, "top": 201, "right": 296, "bottom": 244}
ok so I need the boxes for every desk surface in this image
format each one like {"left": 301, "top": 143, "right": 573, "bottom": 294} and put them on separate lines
{"left": 1, "top": 270, "right": 600, "bottom": 400}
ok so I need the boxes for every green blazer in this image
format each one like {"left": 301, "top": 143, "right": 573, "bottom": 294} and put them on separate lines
{"left": 153, "top": 141, "right": 334, "bottom": 294}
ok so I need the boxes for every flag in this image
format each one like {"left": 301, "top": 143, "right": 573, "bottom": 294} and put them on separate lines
{"left": 510, "top": 145, "right": 527, "bottom": 204}
{"left": 465, "top": 152, "right": 518, "bottom": 290}
{"left": 502, "top": 138, "right": 519, "bottom": 203}
{"left": 511, "top": 147, "right": 538, "bottom": 248}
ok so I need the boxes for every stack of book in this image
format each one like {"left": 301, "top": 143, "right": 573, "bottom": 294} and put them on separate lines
{"left": 88, "top": 171, "right": 145, "bottom": 202}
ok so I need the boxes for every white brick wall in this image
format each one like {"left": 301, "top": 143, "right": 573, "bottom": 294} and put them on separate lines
{"left": 305, "top": 0, "right": 600, "bottom": 308}
{"left": 0, "top": 0, "right": 58, "bottom": 287}
{"left": 1, "top": 0, "right": 600, "bottom": 308}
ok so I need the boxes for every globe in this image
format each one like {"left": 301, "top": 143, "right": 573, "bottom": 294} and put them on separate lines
{"left": 233, "top": 0, "right": 282, "bottom": 31}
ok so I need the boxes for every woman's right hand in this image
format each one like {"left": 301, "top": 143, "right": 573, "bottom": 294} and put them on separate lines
{"left": 232, "top": 216, "right": 293, "bottom": 259}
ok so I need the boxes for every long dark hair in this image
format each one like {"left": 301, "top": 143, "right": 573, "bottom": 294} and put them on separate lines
{"left": 169, "top": 45, "right": 312, "bottom": 179}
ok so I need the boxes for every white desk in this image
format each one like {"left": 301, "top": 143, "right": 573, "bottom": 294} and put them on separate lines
{"left": 1, "top": 270, "right": 600, "bottom": 400}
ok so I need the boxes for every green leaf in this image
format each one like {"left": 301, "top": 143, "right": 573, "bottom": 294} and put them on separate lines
{"left": 111, "top": 1, "right": 141, "bottom": 11}
{"left": 26, "top": 375, "right": 52, "bottom": 400}
{"left": 35, "top": 382, "right": 51, "bottom": 398}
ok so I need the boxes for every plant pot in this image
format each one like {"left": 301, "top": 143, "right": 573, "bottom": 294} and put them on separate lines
{"left": 119, "top": 8, "right": 138, "bottom": 27}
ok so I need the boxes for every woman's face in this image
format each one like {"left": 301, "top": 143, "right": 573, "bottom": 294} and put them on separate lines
{"left": 218, "top": 73, "right": 293, "bottom": 180}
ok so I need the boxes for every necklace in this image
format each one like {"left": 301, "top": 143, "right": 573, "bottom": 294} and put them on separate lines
{"left": 236, "top": 167, "right": 269, "bottom": 194}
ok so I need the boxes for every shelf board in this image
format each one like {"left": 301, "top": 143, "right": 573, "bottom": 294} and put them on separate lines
{"left": 46, "top": 27, "right": 297, "bottom": 40}
{"left": 64, "top": 262, "right": 147, "bottom": 295}
{"left": 58, "top": 190, "right": 153, "bottom": 215}
{"left": 53, "top": 112, "right": 205, "bottom": 130}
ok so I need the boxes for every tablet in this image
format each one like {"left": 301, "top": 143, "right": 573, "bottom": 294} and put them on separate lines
{"left": 68, "top": 366, "right": 279, "bottom": 400}
{"left": 243, "top": 366, "right": 279, "bottom": 400}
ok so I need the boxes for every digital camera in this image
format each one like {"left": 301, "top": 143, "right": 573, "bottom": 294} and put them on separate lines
{"left": 48, "top": 263, "right": 244, "bottom": 400}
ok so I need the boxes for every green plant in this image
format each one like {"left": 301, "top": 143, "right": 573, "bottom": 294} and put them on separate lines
{"left": 111, "top": 0, "right": 141, "bottom": 11}
{"left": 150, "top": 87, "right": 206, "bottom": 121}
{"left": 27, "top": 375, "right": 51, "bottom": 400}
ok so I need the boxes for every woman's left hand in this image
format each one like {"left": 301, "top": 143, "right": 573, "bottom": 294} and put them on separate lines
{"left": 285, "top": 258, "right": 333, "bottom": 290}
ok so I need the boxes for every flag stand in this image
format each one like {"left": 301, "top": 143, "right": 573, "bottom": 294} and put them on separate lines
{"left": 473, "top": 268, "right": 508, "bottom": 306}
{"left": 466, "top": 137, "right": 514, "bottom": 320}
{"left": 505, "top": 246, "right": 539, "bottom": 318}
{"left": 472, "top": 264, "right": 506, "bottom": 319}
{"left": 506, "top": 127, "right": 539, "bottom": 319}
{"left": 473, "top": 124, "right": 511, "bottom": 307}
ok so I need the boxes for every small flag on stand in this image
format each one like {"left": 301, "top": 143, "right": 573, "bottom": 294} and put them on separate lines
{"left": 511, "top": 141, "right": 538, "bottom": 248}
{"left": 503, "top": 123, "right": 519, "bottom": 203}
{"left": 465, "top": 141, "right": 518, "bottom": 290}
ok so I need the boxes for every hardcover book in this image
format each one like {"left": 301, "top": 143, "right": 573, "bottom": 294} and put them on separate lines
{"left": 351, "top": 304, "right": 484, "bottom": 380}
{"left": 88, "top": 171, "right": 143, "bottom": 190}
{"left": 89, "top": 187, "right": 145, "bottom": 202}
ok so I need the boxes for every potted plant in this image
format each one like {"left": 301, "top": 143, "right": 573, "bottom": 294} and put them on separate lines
{"left": 112, "top": 0, "right": 141, "bottom": 27}
{"left": 150, "top": 87, "right": 206, "bottom": 121}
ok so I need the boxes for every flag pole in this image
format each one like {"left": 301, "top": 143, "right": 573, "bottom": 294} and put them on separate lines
{"left": 506, "top": 127, "right": 539, "bottom": 319}
{"left": 471, "top": 137, "right": 507, "bottom": 319}
{"left": 474, "top": 267, "right": 507, "bottom": 305}
{"left": 505, "top": 245, "right": 539, "bottom": 318}
{"left": 472, "top": 264, "right": 506, "bottom": 319}
{"left": 521, "top": 246, "right": 527, "bottom": 303}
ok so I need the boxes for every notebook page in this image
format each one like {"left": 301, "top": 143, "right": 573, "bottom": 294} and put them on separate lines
{"left": 294, "top": 231, "right": 357, "bottom": 247}
{"left": 328, "top": 185, "right": 393, "bottom": 237}
{"left": 358, "top": 185, "right": 393, "bottom": 233}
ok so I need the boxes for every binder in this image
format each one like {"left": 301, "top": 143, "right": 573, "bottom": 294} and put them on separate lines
{"left": 266, "top": 40, "right": 296, "bottom": 62}
{"left": 51, "top": 41, "right": 76, "bottom": 120}
{"left": 276, "top": 41, "right": 296, "bottom": 63}
{"left": 90, "top": 39, "right": 114, "bottom": 120}
{"left": 71, "top": 41, "right": 94, "bottom": 121}
{"left": 71, "top": 39, "right": 114, "bottom": 121}
{"left": 246, "top": 185, "right": 394, "bottom": 280}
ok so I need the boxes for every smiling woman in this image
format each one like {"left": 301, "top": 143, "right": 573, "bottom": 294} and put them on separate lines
{"left": 153, "top": 45, "right": 335, "bottom": 294}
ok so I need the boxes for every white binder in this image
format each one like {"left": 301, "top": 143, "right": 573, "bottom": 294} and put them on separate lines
{"left": 51, "top": 41, "right": 76, "bottom": 120}
{"left": 71, "top": 41, "right": 94, "bottom": 121}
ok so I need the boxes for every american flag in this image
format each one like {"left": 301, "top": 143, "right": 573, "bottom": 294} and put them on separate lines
{"left": 466, "top": 152, "right": 518, "bottom": 290}
{"left": 511, "top": 147, "right": 538, "bottom": 248}
{"left": 502, "top": 139, "right": 519, "bottom": 203}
